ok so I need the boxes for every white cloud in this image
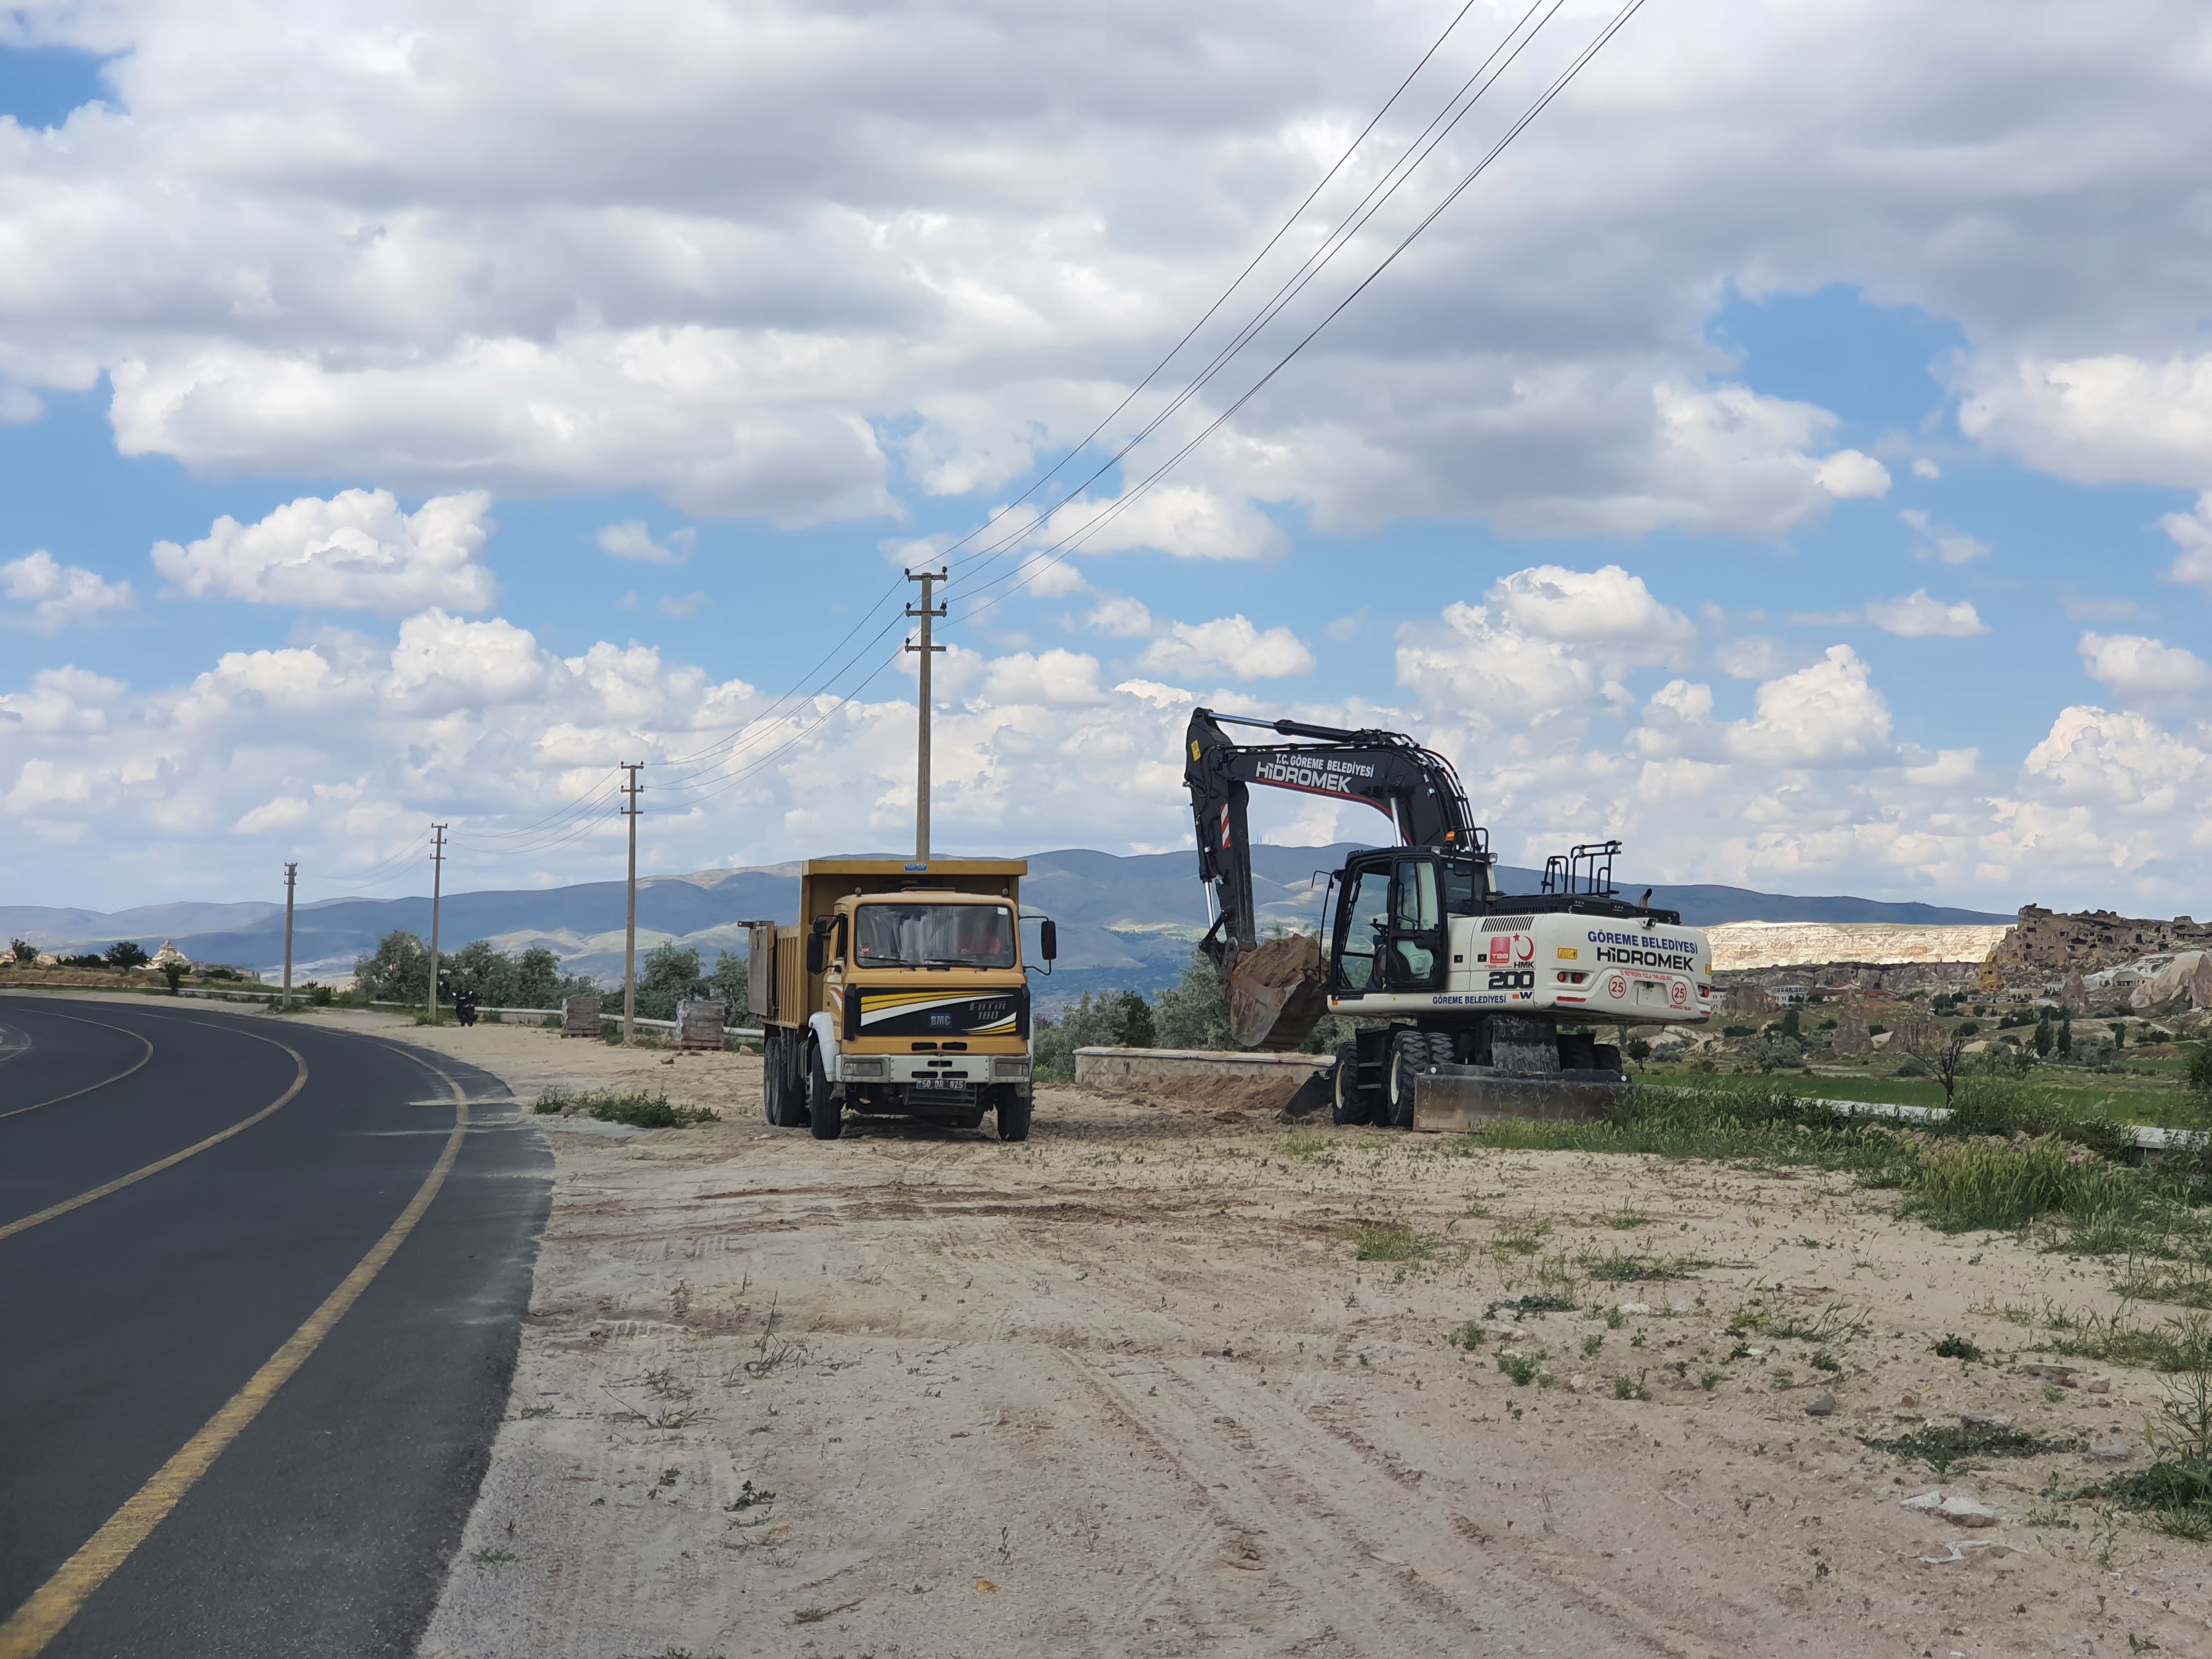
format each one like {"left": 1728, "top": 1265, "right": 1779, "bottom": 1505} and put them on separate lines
{"left": 978, "top": 648, "right": 1107, "bottom": 707}
{"left": 1085, "top": 596, "right": 1153, "bottom": 639}
{"left": 2077, "top": 631, "right": 2212, "bottom": 699}
{"left": 657, "top": 591, "right": 709, "bottom": 617}
{"left": 1862, "top": 591, "right": 1988, "bottom": 639}
{"left": 2, "top": 551, "right": 136, "bottom": 632}
{"left": 152, "top": 490, "right": 497, "bottom": 614}
{"left": 1898, "top": 509, "right": 1991, "bottom": 566}
{"left": 1726, "top": 646, "right": 1894, "bottom": 768}
{"left": 1911, "top": 459, "right": 1942, "bottom": 480}
{"left": 597, "top": 522, "right": 695, "bottom": 565}
{"left": 1957, "top": 354, "right": 2212, "bottom": 489}
{"left": 1488, "top": 565, "right": 1697, "bottom": 653}
{"left": 1812, "top": 450, "right": 1891, "bottom": 500}
{"left": 1139, "top": 615, "right": 1315, "bottom": 681}
{"left": 1032, "top": 484, "right": 1287, "bottom": 562}
{"left": 2162, "top": 494, "right": 2212, "bottom": 595}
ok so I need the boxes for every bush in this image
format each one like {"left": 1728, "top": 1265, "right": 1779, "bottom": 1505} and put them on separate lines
{"left": 356, "top": 930, "right": 429, "bottom": 1002}
{"left": 2190, "top": 1046, "right": 2212, "bottom": 1097}
{"left": 1034, "top": 989, "right": 1156, "bottom": 1080}
{"left": 104, "top": 939, "right": 150, "bottom": 970}
{"left": 8, "top": 938, "right": 35, "bottom": 965}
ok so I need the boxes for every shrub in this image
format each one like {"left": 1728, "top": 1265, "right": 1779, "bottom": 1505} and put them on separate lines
{"left": 8, "top": 938, "right": 35, "bottom": 965}
{"left": 104, "top": 939, "right": 150, "bottom": 970}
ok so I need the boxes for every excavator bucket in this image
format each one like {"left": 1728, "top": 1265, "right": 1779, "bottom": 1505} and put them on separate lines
{"left": 1222, "top": 934, "right": 1331, "bottom": 1052}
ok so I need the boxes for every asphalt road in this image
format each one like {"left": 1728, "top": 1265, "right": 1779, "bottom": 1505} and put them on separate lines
{"left": 0, "top": 996, "right": 551, "bottom": 1658}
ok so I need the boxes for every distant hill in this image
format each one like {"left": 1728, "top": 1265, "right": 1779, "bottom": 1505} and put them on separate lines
{"left": 3, "top": 847, "right": 2012, "bottom": 1005}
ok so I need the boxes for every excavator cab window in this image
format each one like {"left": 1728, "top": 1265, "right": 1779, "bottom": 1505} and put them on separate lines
{"left": 1439, "top": 856, "right": 1494, "bottom": 915}
{"left": 1332, "top": 860, "right": 1393, "bottom": 991}
{"left": 1386, "top": 859, "right": 1444, "bottom": 989}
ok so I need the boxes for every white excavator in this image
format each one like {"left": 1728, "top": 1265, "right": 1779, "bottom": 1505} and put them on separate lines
{"left": 1184, "top": 707, "right": 1716, "bottom": 1130}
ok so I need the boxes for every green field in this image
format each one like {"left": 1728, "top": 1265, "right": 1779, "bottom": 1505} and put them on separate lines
{"left": 1630, "top": 1062, "right": 2209, "bottom": 1128}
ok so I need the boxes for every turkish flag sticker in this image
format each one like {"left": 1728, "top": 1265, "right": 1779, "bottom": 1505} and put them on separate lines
{"left": 1513, "top": 935, "right": 1534, "bottom": 963}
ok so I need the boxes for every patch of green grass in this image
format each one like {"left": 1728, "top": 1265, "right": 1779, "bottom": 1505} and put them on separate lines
{"left": 1488, "top": 1218, "right": 1553, "bottom": 1256}
{"left": 646, "top": 1406, "right": 706, "bottom": 1431}
{"left": 1729, "top": 1302, "right": 1869, "bottom": 1345}
{"left": 1593, "top": 1204, "right": 1651, "bottom": 1229}
{"left": 1699, "top": 1369, "right": 1723, "bottom": 1390}
{"left": 1340, "top": 1222, "right": 1434, "bottom": 1263}
{"left": 1579, "top": 1249, "right": 1713, "bottom": 1282}
{"left": 2115, "top": 1263, "right": 2212, "bottom": 1310}
{"left": 1810, "top": 1351, "right": 1842, "bottom": 1374}
{"left": 1446, "top": 1320, "right": 1486, "bottom": 1351}
{"left": 2074, "top": 1373, "right": 2212, "bottom": 1533}
{"left": 1865, "top": 1423, "right": 2079, "bottom": 1478}
{"left": 1582, "top": 1333, "right": 1605, "bottom": 1357}
{"left": 533, "top": 1086, "right": 714, "bottom": 1128}
{"left": 2047, "top": 1311, "right": 2212, "bottom": 1374}
{"left": 1934, "top": 1333, "right": 1984, "bottom": 1362}
{"left": 1612, "top": 1370, "right": 1649, "bottom": 1400}
{"left": 1495, "top": 1351, "right": 1546, "bottom": 1386}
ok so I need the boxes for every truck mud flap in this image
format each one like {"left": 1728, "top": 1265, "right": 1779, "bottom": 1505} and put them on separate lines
{"left": 1409, "top": 1070, "right": 1626, "bottom": 1133}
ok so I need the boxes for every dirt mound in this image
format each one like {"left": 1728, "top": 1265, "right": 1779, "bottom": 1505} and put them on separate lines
{"left": 1081, "top": 1065, "right": 1330, "bottom": 1121}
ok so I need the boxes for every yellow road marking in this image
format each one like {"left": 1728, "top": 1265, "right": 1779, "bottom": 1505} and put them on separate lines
{"left": 0, "top": 1009, "right": 156, "bottom": 1122}
{"left": 0, "top": 1036, "right": 308, "bottom": 1245}
{"left": 0, "top": 1071, "right": 471, "bottom": 1657}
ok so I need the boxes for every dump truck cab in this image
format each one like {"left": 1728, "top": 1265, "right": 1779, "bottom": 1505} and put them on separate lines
{"left": 751, "top": 858, "right": 1049, "bottom": 1142}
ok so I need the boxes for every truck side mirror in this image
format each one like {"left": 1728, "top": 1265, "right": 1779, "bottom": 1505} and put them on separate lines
{"left": 805, "top": 932, "right": 825, "bottom": 975}
{"left": 1039, "top": 919, "right": 1057, "bottom": 962}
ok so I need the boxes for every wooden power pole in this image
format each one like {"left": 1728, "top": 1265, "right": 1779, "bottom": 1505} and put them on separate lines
{"left": 906, "top": 567, "right": 946, "bottom": 860}
{"left": 281, "top": 862, "right": 297, "bottom": 1011}
{"left": 427, "top": 823, "right": 447, "bottom": 1020}
{"left": 621, "top": 763, "right": 643, "bottom": 1043}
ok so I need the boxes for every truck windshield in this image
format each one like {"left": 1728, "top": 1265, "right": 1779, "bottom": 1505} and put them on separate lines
{"left": 851, "top": 904, "right": 1017, "bottom": 968}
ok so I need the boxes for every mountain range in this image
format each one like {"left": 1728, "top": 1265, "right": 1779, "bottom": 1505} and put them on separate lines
{"left": 2, "top": 848, "right": 2015, "bottom": 1007}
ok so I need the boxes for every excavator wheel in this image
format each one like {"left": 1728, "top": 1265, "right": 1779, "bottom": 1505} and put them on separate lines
{"left": 1384, "top": 1030, "right": 1431, "bottom": 1129}
{"left": 1330, "top": 1043, "right": 1372, "bottom": 1126}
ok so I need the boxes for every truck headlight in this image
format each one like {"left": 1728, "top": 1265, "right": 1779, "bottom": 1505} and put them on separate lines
{"left": 992, "top": 1057, "right": 1031, "bottom": 1082}
{"left": 843, "top": 1057, "right": 888, "bottom": 1081}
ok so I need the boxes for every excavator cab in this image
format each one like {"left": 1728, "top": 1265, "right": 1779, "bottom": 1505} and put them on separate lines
{"left": 1328, "top": 850, "right": 1494, "bottom": 995}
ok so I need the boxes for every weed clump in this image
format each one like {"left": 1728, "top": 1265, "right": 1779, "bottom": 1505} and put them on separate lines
{"left": 1495, "top": 1351, "right": 1547, "bottom": 1386}
{"left": 2072, "top": 1373, "right": 2212, "bottom": 1539}
{"left": 1446, "top": 1321, "right": 1486, "bottom": 1351}
{"left": 1934, "top": 1333, "right": 1985, "bottom": 1362}
{"left": 1865, "top": 1423, "right": 2078, "bottom": 1477}
{"left": 1485, "top": 1293, "right": 1578, "bottom": 1321}
{"left": 1340, "top": 1222, "right": 1434, "bottom": 1263}
{"left": 534, "top": 1087, "right": 714, "bottom": 1128}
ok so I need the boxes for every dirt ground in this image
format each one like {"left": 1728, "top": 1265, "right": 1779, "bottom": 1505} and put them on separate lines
{"left": 279, "top": 1009, "right": 2212, "bottom": 1658}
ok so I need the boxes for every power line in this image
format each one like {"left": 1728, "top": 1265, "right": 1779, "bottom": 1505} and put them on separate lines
{"left": 954, "top": 0, "right": 1651, "bottom": 627}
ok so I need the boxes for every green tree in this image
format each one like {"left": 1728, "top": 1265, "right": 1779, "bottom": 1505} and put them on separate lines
{"left": 1152, "top": 953, "right": 1234, "bottom": 1051}
{"left": 104, "top": 940, "right": 150, "bottom": 971}
{"left": 634, "top": 943, "right": 706, "bottom": 1021}
{"left": 8, "top": 938, "right": 35, "bottom": 965}
{"left": 2033, "top": 1011, "right": 2054, "bottom": 1057}
{"left": 161, "top": 960, "right": 186, "bottom": 995}
{"left": 707, "top": 949, "right": 749, "bottom": 1017}
{"left": 2058, "top": 1015, "right": 2072, "bottom": 1059}
{"left": 1780, "top": 1006, "right": 1802, "bottom": 1039}
{"left": 355, "top": 930, "right": 429, "bottom": 1003}
{"left": 2187, "top": 1045, "right": 2212, "bottom": 1097}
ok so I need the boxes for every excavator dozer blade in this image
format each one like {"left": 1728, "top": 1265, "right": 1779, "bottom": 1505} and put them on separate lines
{"left": 1224, "top": 934, "right": 1331, "bottom": 1052}
{"left": 1409, "top": 1070, "right": 1626, "bottom": 1132}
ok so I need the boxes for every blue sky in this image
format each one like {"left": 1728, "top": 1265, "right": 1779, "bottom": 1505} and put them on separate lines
{"left": 2, "top": 4, "right": 2209, "bottom": 915}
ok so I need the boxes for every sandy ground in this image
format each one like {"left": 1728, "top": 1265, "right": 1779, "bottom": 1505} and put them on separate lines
{"left": 246, "top": 1007, "right": 2212, "bottom": 1658}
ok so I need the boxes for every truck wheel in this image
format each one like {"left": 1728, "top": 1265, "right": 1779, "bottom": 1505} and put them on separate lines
{"left": 996, "top": 1088, "right": 1032, "bottom": 1142}
{"left": 763, "top": 1030, "right": 783, "bottom": 1125}
{"left": 806, "top": 1043, "right": 842, "bottom": 1140}
{"left": 1330, "top": 1044, "right": 1372, "bottom": 1125}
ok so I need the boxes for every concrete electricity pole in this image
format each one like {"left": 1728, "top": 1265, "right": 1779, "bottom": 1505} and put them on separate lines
{"left": 620, "top": 763, "right": 643, "bottom": 1043}
{"left": 427, "top": 823, "right": 447, "bottom": 1021}
{"left": 905, "top": 567, "right": 946, "bottom": 861}
{"left": 281, "top": 862, "right": 297, "bottom": 1011}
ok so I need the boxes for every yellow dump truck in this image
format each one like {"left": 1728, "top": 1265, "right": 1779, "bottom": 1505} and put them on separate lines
{"left": 748, "top": 857, "right": 1055, "bottom": 1141}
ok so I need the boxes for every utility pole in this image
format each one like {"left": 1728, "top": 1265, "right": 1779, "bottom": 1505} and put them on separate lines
{"left": 427, "top": 824, "right": 447, "bottom": 1021}
{"left": 905, "top": 567, "right": 946, "bottom": 861}
{"left": 281, "top": 862, "right": 297, "bottom": 1011}
{"left": 620, "top": 763, "right": 643, "bottom": 1043}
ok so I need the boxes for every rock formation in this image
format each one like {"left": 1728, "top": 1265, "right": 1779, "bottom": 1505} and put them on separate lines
{"left": 1988, "top": 906, "right": 2212, "bottom": 989}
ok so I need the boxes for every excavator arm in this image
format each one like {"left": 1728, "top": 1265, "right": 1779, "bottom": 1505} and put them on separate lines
{"left": 1183, "top": 707, "right": 1493, "bottom": 1051}
{"left": 1184, "top": 707, "right": 1488, "bottom": 965}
